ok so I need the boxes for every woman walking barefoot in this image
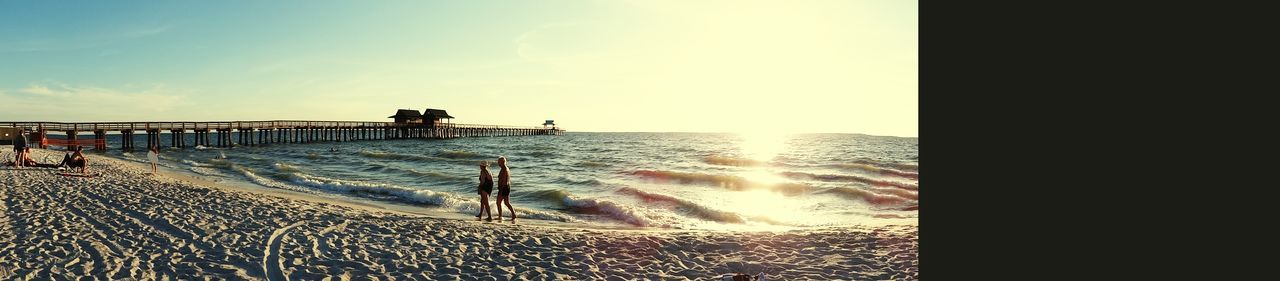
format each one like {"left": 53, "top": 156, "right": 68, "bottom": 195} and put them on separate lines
{"left": 494, "top": 156, "right": 516, "bottom": 223}
{"left": 147, "top": 146, "right": 160, "bottom": 173}
{"left": 476, "top": 161, "right": 494, "bottom": 221}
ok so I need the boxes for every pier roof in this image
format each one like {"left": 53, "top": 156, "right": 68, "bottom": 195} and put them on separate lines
{"left": 423, "top": 109, "right": 454, "bottom": 119}
{"left": 388, "top": 109, "right": 423, "bottom": 119}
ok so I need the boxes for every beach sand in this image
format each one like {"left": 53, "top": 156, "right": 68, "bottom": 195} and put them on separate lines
{"left": 1, "top": 147, "right": 918, "bottom": 280}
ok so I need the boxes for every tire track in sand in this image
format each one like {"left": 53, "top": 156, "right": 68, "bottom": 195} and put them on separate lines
{"left": 79, "top": 189, "right": 214, "bottom": 252}
{"left": 264, "top": 221, "right": 306, "bottom": 281}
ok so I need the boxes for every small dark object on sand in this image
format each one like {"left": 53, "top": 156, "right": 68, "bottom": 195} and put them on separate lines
{"left": 720, "top": 272, "right": 765, "bottom": 281}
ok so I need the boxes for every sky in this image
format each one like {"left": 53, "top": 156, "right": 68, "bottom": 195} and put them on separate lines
{"left": 0, "top": 0, "right": 917, "bottom": 137}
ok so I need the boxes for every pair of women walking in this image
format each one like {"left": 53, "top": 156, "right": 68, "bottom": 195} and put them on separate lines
{"left": 476, "top": 156, "right": 514, "bottom": 223}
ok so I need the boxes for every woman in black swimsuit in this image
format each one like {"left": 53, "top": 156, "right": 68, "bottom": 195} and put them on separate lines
{"left": 495, "top": 156, "right": 515, "bottom": 223}
{"left": 476, "top": 161, "right": 494, "bottom": 221}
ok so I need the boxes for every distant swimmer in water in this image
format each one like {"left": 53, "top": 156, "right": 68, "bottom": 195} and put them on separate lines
{"left": 494, "top": 156, "right": 515, "bottom": 223}
{"left": 476, "top": 160, "right": 494, "bottom": 221}
{"left": 330, "top": 146, "right": 338, "bottom": 153}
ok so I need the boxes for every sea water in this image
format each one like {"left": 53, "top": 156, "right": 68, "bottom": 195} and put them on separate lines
{"left": 103, "top": 132, "right": 917, "bottom": 230}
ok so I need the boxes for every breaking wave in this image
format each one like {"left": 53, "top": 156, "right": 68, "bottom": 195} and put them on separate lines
{"left": 278, "top": 172, "right": 575, "bottom": 222}
{"left": 616, "top": 187, "right": 748, "bottom": 224}
{"left": 631, "top": 170, "right": 811, "bottom": 194}
{"left": 780, "top": 171, "right": 918, "bottom": 191}
{"left": 523, "top": 189, "right": 657, "bottom": 227}
{"left": 821, "top": 186, "right": 915, "bottom": 206}
{"left": 830, "top": 163, "right": 919, "bottom": 179}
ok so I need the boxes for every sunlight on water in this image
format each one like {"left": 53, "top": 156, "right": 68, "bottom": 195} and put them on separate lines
{"left": 726, "top": 189, "right": 811, "bottom": 225}
{"left": 736, "top": 132, "right": 789, "bottom": 162}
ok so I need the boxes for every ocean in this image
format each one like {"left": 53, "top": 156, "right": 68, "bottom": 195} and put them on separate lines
{"left": 96, "top": 132, "right": 917, "bottom": 230}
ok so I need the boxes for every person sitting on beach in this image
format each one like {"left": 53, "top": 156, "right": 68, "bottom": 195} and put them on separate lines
{"left": 20, "top": 147, "right": 39, "bottom": 167}
{"left": 65, "top": 146, "right": 88, "bottom": 173}
{"left": 494, "top": 156, "right": 516, "bottom": 223}
{"left": 476, "top": 160, "right": 494, "bottom": 221}
{"left": 20, "top": 147, "right": 62, "bottom": 168}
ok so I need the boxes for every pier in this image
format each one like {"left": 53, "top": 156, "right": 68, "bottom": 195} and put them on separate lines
{"left": 0, "top": 120, "right": 564, "bottom": 152}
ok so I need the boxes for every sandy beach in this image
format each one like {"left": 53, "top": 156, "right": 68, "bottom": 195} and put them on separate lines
{"left": 1, "top": 147, "right": 918, "bottom": 280}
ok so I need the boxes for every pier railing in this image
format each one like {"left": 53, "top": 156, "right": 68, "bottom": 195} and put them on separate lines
{"left": 1, "top": 120, "right": 564, "bottom": 151}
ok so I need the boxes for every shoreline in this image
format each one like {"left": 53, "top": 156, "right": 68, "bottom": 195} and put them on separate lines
{"left": 110, "top": 147, "right": 915, "bottom": 233}
{"left": 2, "top": 146, "right": 919, "bottom": 279}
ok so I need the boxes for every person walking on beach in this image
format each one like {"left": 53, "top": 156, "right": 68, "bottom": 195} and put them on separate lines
{"left": 12, "top": 130, "right": 27, "bottom": 168}
{"left": 147, "top": 145, "right": 160, "bottom": 173}
{"left": 494, "top": 156, "right": 516, "bottom": 223}
{"left": 476, "top": 160, "right": 495, "bottom": 221}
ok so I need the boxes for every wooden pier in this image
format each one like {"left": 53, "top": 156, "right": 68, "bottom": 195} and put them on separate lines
{"left": 1, "top": 121, "right": 564, "bottom": 152}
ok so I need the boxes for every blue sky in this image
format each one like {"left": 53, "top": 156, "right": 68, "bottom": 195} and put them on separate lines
{"left": 1, "top": 0, "right": 917, "bottom": 136}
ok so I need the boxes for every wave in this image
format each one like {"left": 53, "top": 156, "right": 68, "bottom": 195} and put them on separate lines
{"left": 230, "top": 166, "right": 313, "bottom": 193}
{"left": 116, "top": 152, "right": 151, "bottom": 164}
{"left": 360, "top": 150, "right": 477, "bottom": 165}
{"left": 577, "top": 161, "right": 610, "bottom": 168}
{"left": 272, "top": 162, "right": 304, "bottom": 173}
{"left": 552, "top": 176, "right": 604, "bottom": 186}
{"left": 517, "top": 151, "right": 560, "bottom": 158}
{"left": 780, "top": 171, "right": 918, "bottom": 191}
{"left": 703, "top": 156, "right": 763, "bottom": 167}
{"left": 360, "top": 162, "right": 467, "bottom": 182}
{"left": 401, "top": 168, "right": 465, "bottom": 181}
{"left": 181, "top": 159, "right": 213, "bottom": 167}
{"left": 616, "top": 187, "right": 746, "bottom": 224}
{"left": 189, "top": 166, "right": 230, "bottom": 177}
{"left": 280, "top": 172, "right": 575, "bottom": 222}
{"left": 831, "top": 163, "right": 919, "bottom": 179}
{"left": 512, "top": 144, "right": 556, "bottom": 151}
{"left": 359, "top": 150, "right": 437, "bottom": 162}
{"left": 847, "top": 159, "right": 918, "bottom": 172}
{"left": 631, "top": 170, "right": 811, "bottom": 195}
{"left": 434, "top": 150, "right": 489, "bottom": 159}
{"left": 282, "top": 172, "right": 469, "bottom": 207}
{"left": 867, "top": 186, "right": 918, "bottom": 200}
{"left": 820, "top": 186, "right": 914, "bottom": 206}
{"left": 523, "top": 189, "right": 656, "bottom": 227}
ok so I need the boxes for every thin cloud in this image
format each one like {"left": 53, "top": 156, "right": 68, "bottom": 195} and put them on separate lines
{"left": 0, "top": 81, "right": 191, "bottom": 121}
{"left": 20, "top": 85, "right": 54, "bottom": 95}
{"left": 0, "top": 24, "right": 172, "bottom": 53}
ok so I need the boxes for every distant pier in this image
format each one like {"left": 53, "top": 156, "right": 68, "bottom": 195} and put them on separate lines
{"left": 0, "top": 120, "right": 564, "bottom": 151}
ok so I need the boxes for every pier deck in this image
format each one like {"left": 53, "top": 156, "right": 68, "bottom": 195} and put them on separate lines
{"left": 1, "top": 120, "right": 564, "bottom": 151}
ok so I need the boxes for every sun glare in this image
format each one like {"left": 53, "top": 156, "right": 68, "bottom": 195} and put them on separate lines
{"left": 736, "top": 132, "right": 790, "bottom": 162}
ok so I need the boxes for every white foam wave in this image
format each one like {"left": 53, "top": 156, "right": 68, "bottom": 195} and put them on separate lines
{"left": 285, "top": 173, "right": 575, "bottom": 222}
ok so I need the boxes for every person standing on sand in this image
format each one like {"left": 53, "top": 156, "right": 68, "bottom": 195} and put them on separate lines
{"left": 147, "top": 145, "right": 160, "bottom": 173}
{"left": 476, "top": 161, "right": 494, "bottom": 221}
{"left": 13, "top": 130, "right": 27, "bottom": 168}
{"left": 494, "top": 156, "right": 516, "bottom": 223}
